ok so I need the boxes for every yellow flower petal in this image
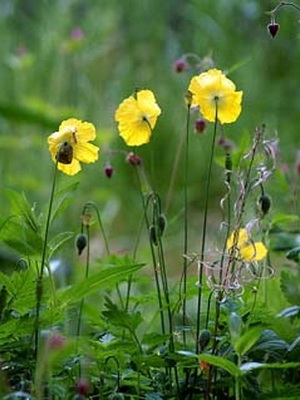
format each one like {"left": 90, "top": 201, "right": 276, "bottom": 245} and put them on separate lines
{"left": 57, "top": 158, "right": 81, "bottom": 176}
{"left": 240, "top": 242, "right": 268, "bottom": 262}
{"left": 115, "top": 89, "right": 161, "bottom": 146}
{"left": 226, "top": 228, "right": 248, "bottom": 250}
{"left": 188, "top": 69, "right": 243, "bottom": 124}
{"left": 74, "top": 142, "right": 99, "bottom": 163}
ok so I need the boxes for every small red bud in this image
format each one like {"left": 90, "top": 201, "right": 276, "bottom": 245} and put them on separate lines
{"left": 268, "top": 22, "right": 280, "bottom": 38}
{"left": 195, "top": 118, "right": 206, "bottom": 134}
{"left": 173, "top": 58, "right": 188, "bottom": 73}
{"left": 47, "top": 333, "right": 65, "bottom": 351}
{"left": 75, "top": 378, "right": 90, "bottom": 396}
{"left": 126, "top": 152, "right": 142, "bottom": 166}
{"left": 104, "top": 164, "right": 114, "bottom": 178}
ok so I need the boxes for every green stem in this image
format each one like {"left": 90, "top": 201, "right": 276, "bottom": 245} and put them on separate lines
{"left": 83, "top": 202, "right": 110, "bottom": 256}
{"left": 196, "top": 108, "right": 218, "bottom": 352}
{"left": 182, "top": 104, "right": 191, "bottom": 348}
{"left": 235, "top": 354, "right": 242, "bottom": 400}
{"left": 34, "top": 160, "right": 59, "bottom": 356}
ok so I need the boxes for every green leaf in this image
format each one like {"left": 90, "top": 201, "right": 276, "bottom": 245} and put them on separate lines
{"left": 48, "top": 231, "right": 74, "bottom": 259}
{"left": 198, "top": 354, "right": 241, "bottom": 378}
{"left": 241, "top": 361, "right": 300, "bottom": 373}
{"left": 57, "top": 263, "right": 144, "bottom": 306}
{"left": 234, "top": 327, "right": 263, "bottom": 356}
{"left": 6, "top": 190, "right": 40, "bottom": 233}
{"left": 0, "top": 216, "right": 44, "bottom": 255}
{"left": 277, "top": 306, "right": 300, "bottom": 319}
{"left": 229, "top": 312, "right": 242, "bottom": 345}
{"left": 50, "top": 182, "right": 79, "bottom": 223}
{"left": 280, "top": 271, "right": 300, "bottom": 305}
{"left": 271, "top": 213, "right": 299, "bottom": 227}
{"left": 103, "top": 297, "right": 143, "bottom": 332}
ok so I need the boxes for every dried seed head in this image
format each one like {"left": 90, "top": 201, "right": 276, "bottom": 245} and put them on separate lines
{"left": 76, "top": 233, "right": 88, "bottom": 255}
{"left": 268, "top": 22, "right": 280, "bottom": 38}
{"left": 56, "top": 142, "right": 73, "bottom": 164}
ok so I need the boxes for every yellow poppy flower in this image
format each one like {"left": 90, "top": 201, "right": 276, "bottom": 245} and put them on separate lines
{"left": 48, "top": 118, "right": 99, "bottom": 176}
{"left": 114, "top": 89, "right": 161, "bottom": 146}
{"left": 188, "top": 69, "right": 243, "bottom": 124}
{"left": 226, "top": 228, "right": 267, "bottom": 262}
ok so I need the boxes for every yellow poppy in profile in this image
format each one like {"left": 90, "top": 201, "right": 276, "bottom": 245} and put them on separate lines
{"left": 188, "top": 69, "right": 243, "bottom": 124}
{"left": 226, "top": 228, "right": 267, "bottom": 262}
{"left": 48, "top": 118, "right": 99, "bottom": 176}
{"left": 115, "top": 89, "right": 161, "bottom": 146}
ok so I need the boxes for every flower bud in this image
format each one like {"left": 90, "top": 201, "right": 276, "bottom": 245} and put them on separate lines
{"left": 195, "top": 118, "right": 206, "bottom": 134}
{"left": 268, "top": 22, "right": 280, "bottom": 38}
{"left": 76, "top": 233, "right": 88, "bottom": 255}
{"left": 149, "top": 225, "right": 158, "bottom": 246}
{"left": 157, "top": 213, "right": 167, "bottom": 237}
{"left": 47, "top": 333, "right": 65, "bottom": 351}
{"left": 198, "top": 329, "right": 211, "bottom": 352}
{"left": 75, "top": 378, "right": 90, "bottom": 396}
{"left": 104, "top": 164, "right": 114, "bottom": 179}
{"left": 173, "top": 58, "right": 188, "bottom": 73}
{"left": 126, "top": 152, "right": 142, "bottom": 166}
{"left": 56, "top": 142, "right": 73, "bottom": 164}
{"left": 258, "top": 194, "right": 271, "bottom": 216}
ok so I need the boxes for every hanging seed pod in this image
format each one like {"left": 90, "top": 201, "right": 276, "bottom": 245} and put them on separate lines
{"left": 56, "top": 142, "right": 73, "bottom": 164}
{"left": 198, "top": 329, "right": 211, "bottom": 352}
{"left": 76, "top": 233, "right": 88, "bottom": 255}
{"left": 268, "top": 22, "right": 280, "bottom": 38}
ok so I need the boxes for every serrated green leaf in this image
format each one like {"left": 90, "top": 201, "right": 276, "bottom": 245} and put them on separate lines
{"left": 234, "top": 327, "right": 263, "bottom": 356}
{"left": 103, "top": 298, "right": 143, "bottom": 332}
{"left": 198, "top": 354, "right": 241, "bottom": 378}
{"left": 6, "top": 190, "right": 40, "bottom": 233}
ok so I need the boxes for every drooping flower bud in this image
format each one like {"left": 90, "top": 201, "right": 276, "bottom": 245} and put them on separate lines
{"left": 173, "top": 58, "right": 188, "bottom": 73}
{"left": 104, "top": 164, "right": 114, "bottom": 179}
{"left": 268, "top": 22, "right": 280, "bottom": 38}
{"left": 56, "top": 142, "right": 73, "bottom": 164}
{"left": 149, "top": 225, "right": 158, "bottom": 246}
{"left": 198, "top": 329, "right": 211, "bottom": 352}
{"left": 258, "top": 194, "right": 272, "bottom": 216}
{"left": 157, "top": 213, "right": 167, "bottom": 237}
{"left": 126, "top": 152, "right": 142, "bottom": 166}
{"left": 195, "top": 118, "right": 206, "bottom": 134}
{"left": 76, "top": 233, "right": 88, "bottom": 255}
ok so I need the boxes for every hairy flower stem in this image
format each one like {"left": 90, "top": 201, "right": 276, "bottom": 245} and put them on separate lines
{"left": 196, "top": 105, "right": 218, "bottom": 352}
{"left": 34, "top": 160, "right": 59, "bottom": 359}
{"left": 182, "top": 104, "right": 191, "bottom": 348}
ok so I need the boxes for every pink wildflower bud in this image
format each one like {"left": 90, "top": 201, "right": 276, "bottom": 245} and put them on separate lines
{"left": 75, "top": 378, "right": 90, "bottom": 396}
{"left": 268, "top": 22, "right": 280, "bottom": 38}
{"left": 126, "top": 152, "right": 142, "bottom": 166}
{"left": 47, "top": 333, "right": 65, "bottom": 351}
{"left": 295, "top": 151, "right": 300, "bottom": 175}
{"left": 195, "top": 118, "right": 206, "bottom": 134}
{"left": 173, "top": 58, "right": 188, "bottom": 73}
{"left": 104, "top": 164, "right": 114, "bottom": 178}
{"left": 70, "top": 27, "right": 84, "bottom": 41}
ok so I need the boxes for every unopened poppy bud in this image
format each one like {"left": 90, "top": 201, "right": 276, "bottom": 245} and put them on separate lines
{"left": 47, "top": 333, "right": 65, "bottom": 351}
{"left": 198, "top": 329, "right": 211, "bottom": 352}
{"left": 75, "top": 378, "right": 90, "bottom": 396}
{"left": 195, "top": 118, "right": 206, "bottom": 134}
{"left": 104, "top": 164, "right": 114, "bottom": 178}
{"left": 173, "top": 58, "right": 188, "bottom": 73}
{"left": 258, "top": 194, "right": 271, "bottom": 216}
{"left": 217, "top": 136, "right": 234, "bottom": 152}
{"left": 126, "top": 152, "right": 142, "bottom": 166}
{"left": 268, "top": 22, "right": 280, "bottom": 38}
{"left": 56, "top": 142, "right": 73, "bottom": 164}
{"left": 76, "top": 233, "right": 88, "bottom": 255}
{"left": 157, "top": 213, "right": 167, "bottom": 236}
{"left": 16, "top": 258, "right": 28, "bottom": 271}
{"left": 149, "top": 225, "right": 158, "bottom": 246}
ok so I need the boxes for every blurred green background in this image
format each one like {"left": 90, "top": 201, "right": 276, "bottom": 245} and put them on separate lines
{"left": 0, "top": 0, "right": 299, "bottom": 261}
